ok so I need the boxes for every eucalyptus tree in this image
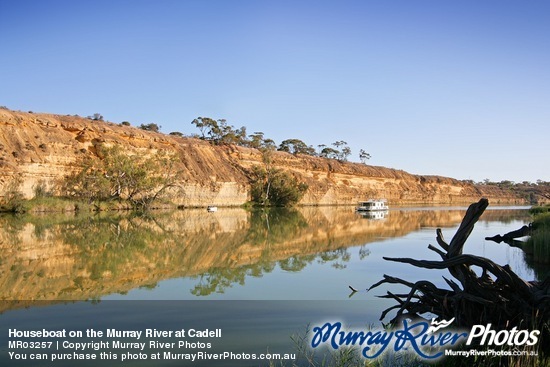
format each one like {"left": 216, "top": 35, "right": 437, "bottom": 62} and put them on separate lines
{"left": 359, "top": 149, "right": 371, "bottom": 164}
{"left": 278, "top": 139, "right": 316, "bottom": 156}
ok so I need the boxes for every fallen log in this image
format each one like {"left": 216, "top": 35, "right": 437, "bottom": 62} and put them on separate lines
{"left": 369, "top": 198, "right": 549, "bottom": 352}
{"left": 485, "top": 224, "right": 532, "bottom": 243}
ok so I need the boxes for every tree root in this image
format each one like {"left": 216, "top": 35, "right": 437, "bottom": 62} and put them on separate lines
{"left": 370, "top": 199, "right": 549, "bottom": 351}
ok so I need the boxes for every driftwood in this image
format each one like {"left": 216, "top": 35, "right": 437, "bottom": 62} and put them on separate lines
{"left": 370, "top": 198, "right": 549, "bottom": 350}
{"left": 485, "top": 224, "right": 532, "bottom": 244}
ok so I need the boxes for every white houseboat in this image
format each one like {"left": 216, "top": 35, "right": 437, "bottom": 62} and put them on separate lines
{"left": 355, "top": 199, "right": 389, "bottom": 212}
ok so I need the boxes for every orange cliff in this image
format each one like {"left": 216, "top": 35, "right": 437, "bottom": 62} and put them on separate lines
{"left": 0, "top": 108, "right": 530, "bottom": 206}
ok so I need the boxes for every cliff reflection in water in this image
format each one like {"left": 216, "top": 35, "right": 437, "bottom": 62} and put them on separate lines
{"left": 0, "top": 207, "right": 530, "bottom": 305}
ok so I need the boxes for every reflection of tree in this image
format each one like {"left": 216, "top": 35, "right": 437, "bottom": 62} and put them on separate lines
{"left": 359, "top": 245, "right": 371, "bottom": 260}
{"left": 0, "top": 214, "right": 28, "bottom": 245}
{"left": 190, "top": 246, "right": 357, "bottom": 296}
{"left": 58, "top": 213, "right": 173, "bottom": 281}
{"left": 317, "top": 248, "right": 352, "bottom": 269}
{"left": 523, "top": 253, "right": 550, "bottom": 281}
{"left": 190, "top": 261, "right": 275, "bottom": 296}
{"left": 245, "top": 207, "right": 308, "bottom": 245}
{"left": 191, "top": 208, "right": 312, "bottom": 295}
{"left": 318, "top": 248, "right": 349, "bottom": 263}
{"left": 188, "top": 208, "right": 310, "bottom": 296}
{"left": 479, "top": 210, "right": 531, "bottom": 224}
{"left": 191, "top": 268, "right": 245, "bottom": 296}
{"left": 279, "top": 255, "right": 313, "bottom": 272}
{"left": 0, "top": 211, "right": 182, "bottom": 301}
{"left": 189, "top": 209, "right": 355, "bottom": 296}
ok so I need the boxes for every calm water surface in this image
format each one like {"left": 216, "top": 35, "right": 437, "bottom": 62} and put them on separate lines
{"left": 1, "top": 205, "right": 546, "bottom": 366}
{"left": 1, "top": 205, "right": 542, "bottom": 305}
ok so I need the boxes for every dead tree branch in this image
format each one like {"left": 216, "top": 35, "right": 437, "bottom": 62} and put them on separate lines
{"left": 369, "top": 198, "right": 549, "bottom": 350}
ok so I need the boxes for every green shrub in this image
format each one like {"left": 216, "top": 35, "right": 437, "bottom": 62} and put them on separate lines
{"left": 529, "top": 205, "right": 550, "bottom": 215}
{"left": 25, "top": 196, "right": 86, "bottom": 213}
{"left": 526, "top": 212, "right": 550, "bottom": 264}
{"left": 33, "top": 180, "right": 51, "bottom": 198}
{"left": 1, "top": 177, "right": 27, "bottom": 213}
{"left": 139, "top": 123, "right": 160, "bottom": 132}
{"left": 88, "top": 113, "right": 104, "bottom": 121}
{"left": 61, "top": 145, "right": 181, "bottom": 210}
{"left": 249, "top": 166, "right": 308, "bottom": 207}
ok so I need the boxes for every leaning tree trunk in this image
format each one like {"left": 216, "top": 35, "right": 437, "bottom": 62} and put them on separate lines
{"left": 369, "top": 198, "right": 549, "bottom": 351}
{"left": 485, "top": 224, "right": 532, "bottom": 244}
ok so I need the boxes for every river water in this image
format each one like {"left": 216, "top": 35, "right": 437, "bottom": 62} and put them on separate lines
{"left": 0, "top": 205, "right": 546, "bottom": 366}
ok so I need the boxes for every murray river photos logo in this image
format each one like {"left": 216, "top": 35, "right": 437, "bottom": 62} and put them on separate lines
{"left": 310, "top": 318, "right": 540, "bottom": 360}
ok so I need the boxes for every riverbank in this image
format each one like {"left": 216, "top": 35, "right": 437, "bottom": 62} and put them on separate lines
{"left": 525, "top": 206, "right": 550, "bottom": 264}
{"left": 1, "top": 108, "right": 548, "bottom": 207}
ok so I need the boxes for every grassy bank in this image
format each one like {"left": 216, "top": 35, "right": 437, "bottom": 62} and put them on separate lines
{"left": 0, "top": 195, "right": 177, "bottom": 214}
{"left": 525, "top": 207, "right": 550, "bottom": 264}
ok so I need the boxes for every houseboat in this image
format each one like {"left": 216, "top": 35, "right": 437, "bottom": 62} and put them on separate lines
{"left": 355, "top": 199, "right": 389, "bottom": 212}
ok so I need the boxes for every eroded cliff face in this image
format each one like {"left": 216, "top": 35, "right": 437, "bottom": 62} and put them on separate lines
{"left": 0, "top": 109, "right": 527, "bottom": 205}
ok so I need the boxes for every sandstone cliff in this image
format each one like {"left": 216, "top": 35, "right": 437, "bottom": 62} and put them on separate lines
{"left": 0, "top": 108, "right": 531, "bottom": 206}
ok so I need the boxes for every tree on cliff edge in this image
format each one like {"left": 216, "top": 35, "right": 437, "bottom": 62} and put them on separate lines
{"left": 359, "top": 149, "right": 371, "bottom": 164}
{"left": 191, "top": 117, "right": 247, "bottom": 145}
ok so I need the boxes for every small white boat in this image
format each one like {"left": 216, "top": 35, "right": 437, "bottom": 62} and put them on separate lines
{"left": 207, "top": 206, "right": 218, "bottom": 212}
{"left": 355, "top": 199, "right": 389, "bottom": 212}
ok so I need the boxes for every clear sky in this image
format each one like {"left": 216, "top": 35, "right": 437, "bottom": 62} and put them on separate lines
{"left": 1, "top": 0, "right": 548, "bottom": 183}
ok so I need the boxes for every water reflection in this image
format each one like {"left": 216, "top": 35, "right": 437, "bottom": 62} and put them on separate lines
{"left": 0, "top": 206, "right": 536, "bottom": 308}
{"left": 356, "top": 210, "right": 388, "bottom": 220}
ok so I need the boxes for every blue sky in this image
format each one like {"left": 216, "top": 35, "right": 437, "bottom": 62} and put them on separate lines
{"left": 1, "top": 0, "right": 549, "bottom": 183}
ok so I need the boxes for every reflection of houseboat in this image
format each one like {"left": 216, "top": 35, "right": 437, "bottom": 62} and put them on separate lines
{"left": 355, "top": 199, "right": 389, "bottom": 212}
{"left": 358, "top": 210, "right": 388, "bottom": 220}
